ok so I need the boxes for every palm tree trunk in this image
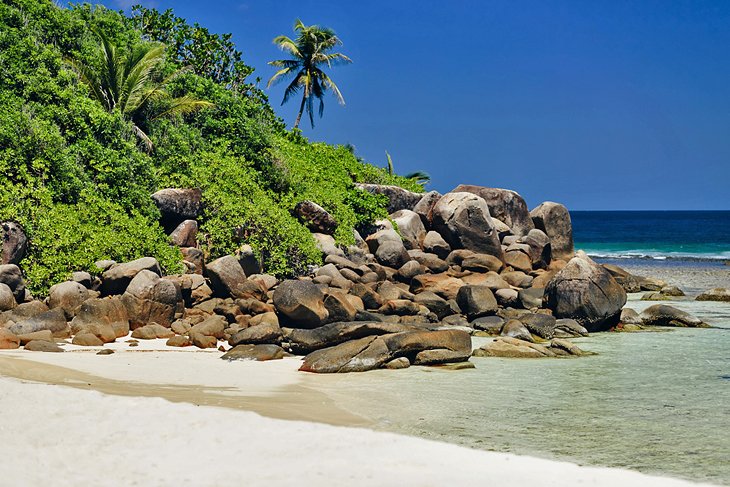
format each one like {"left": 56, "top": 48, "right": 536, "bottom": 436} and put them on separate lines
{"left": 294, "top": 93, "right": 307, "bottom": 129}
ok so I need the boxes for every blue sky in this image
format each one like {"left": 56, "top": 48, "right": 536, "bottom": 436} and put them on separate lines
{"left": 96, "top": 0, "right": 729, "bottom": 210}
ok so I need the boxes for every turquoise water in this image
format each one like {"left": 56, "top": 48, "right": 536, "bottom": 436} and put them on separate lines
{"left": 572, "top": 211, "right": 730, "bottom": 261}
{"left": 306, "top": 295, "right": 730, "bottom": 485}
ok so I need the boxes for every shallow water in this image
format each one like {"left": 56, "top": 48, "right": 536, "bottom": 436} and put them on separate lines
{"left": 307, "top": 295, "right": 730, "bottom": 485}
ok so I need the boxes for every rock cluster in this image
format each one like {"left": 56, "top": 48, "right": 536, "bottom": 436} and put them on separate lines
{"left": 0, "top": 183, "right": 713, "bottom": 371}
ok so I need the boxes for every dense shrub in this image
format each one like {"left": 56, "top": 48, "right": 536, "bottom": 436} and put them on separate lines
{"left": 0, "top": 0, "right": 421, "bottom": 294}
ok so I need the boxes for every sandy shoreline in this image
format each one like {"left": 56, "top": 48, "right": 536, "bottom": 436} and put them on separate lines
{"left": 0, "top": 344, "right": 720, "bottom": 487}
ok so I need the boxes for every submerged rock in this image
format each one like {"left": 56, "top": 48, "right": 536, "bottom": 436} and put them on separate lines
{"left": 696, "top": 288, "right": 730, "bottom": 302}
{"left": 640, "top": 305, "right": 710, "bottom": 328}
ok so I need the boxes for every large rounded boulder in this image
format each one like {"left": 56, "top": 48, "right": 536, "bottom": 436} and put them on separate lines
{"left": 543, "top": 252, "right": 626, "bottom": 332}
{"left": 530, "top": 202, "right": 574, "bottom": 260}
{"left": 430, "top": 192, "right": 503, "bottom": 258}
{"left": 273, "top": 280, "right": 329, "bottom": 328}
{"left": 453, "top": 185, "right": 534, "bottom": 236}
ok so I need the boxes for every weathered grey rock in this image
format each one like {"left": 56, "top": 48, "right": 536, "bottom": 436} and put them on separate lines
{"left": 471, "top": 315, "right": 505, "bottom": 334}
{"left": 1, "top": 222, "right": 28, "bottom": 265}
{"left": 455, "top": 285, "right": 498, "bottom": 319}
{"left": 0, "top": 264, "right": 25, "bottom": 302}
{"left": 473, "top": 337, "right": 550, "bottom": 358}
{"left": 169, "top": 220, "right": 198, "bottom": 247}
{"left": 408, "top": 250, "right": 448, "bottom": 273}
{"left": 236, "top": 245, "right": 261, "bottom": 276}
{"left": 555, "top": 318, "right": 589, "bottom": 337}
{"left": 166, "top": 335, "right": 193, "bottom": 347}
{"left": 350, "top": 283, "right": 384, "bottom": 310}
{"left": 228, "top": 320, "right": 282, "bottom": 346}
{"left": 312, "top": 233, "right": 345, "bottom": 258}
{"left": 300, "top": 329, "right": 471, "bottom": 373}
{"left": 461, "top": 253, "right": 503, "bottom": 273}
{"left": 500, "top": 319, "right": 533, "bottom": 341}
{"left": 382, "top": 356, "right": 411, "bottom": 369}
{"left": 530, "top": 202, "right": 574, "bottom": 260}
{"left": 453, "top": 185, "right": 534, "bottom": 236}
{"left": 101, "top": 257, "right": 162, "bottom": 296}
{"left": 410, "top": 273, "right": 465, "bottom": 301}
{"left": 47, "top": 281, "right": 89, "bottom": 319}
{"left": 431, "top": 192, "right": 503, "bottom": 258}
{"left": 543, "top": 252, "right": 626, "bottom": 332}
{"left": 412, "top": 191, "right": 442, "bottom": 227}
{"left": 494, "top": 288, "right": 520, "bottom": 307}
{"left": 638, "top": 277, "right": 667, "bottom": 292}
{"left": 504, "top": 250, "right": 532, "bottom": 273}
{"left": 390, "top": 210, "right": 426, "bottom": 250}
{"left": 72, "top": 333, "right": 104, "bottom": 347}
{"left": 25, "top": 340, "right": 64, "bottom": 352}
{"left": 16, "top": 330, "right": 53, "bottom": 345}
{"left": 70, "top": 297, "right": 130, "bottom": 339}
{"left": 520, "top": 229, "right": 552, "bottom": 268}
{"left": 422, "top": 231, "right": 451, "bottom": 259}
{"left": 189, "top": 315, "right": 227, "bottom": 338}
{"left": 190, "top": 332, "right": 218, "bottom": 349}
{"left": 221, "top": 344, "right": 285, "bottom": 361}
{"left": 0, "top": 283, "right": 16, "bottom": 312}
{"left": 294, "top": 200, "right": 338, "bottom": 235}
{"left": 151, "top": 188, "right": 202, "bottom": 228}
{"left": 375, "top": 240, "right": 410, "bottom": 269}
{"left": 71, "top": 271, "right": 94, "bottom": 289}
{"left": 620, "top": 308, "right": 642, "bottom": 325}
{"left": 300, "top": 335, "right": 390, "bottom": 373}
{"left": 660, "top": 285, "right": 685, "bottom": 297}
{"left": 323, "top": 290, "right": 358, "bottom": 323}
{"left": 273, "top": 280, "right": 328, "bottom": 328}
{"left": 205, "top": 255, "right": 247, "bottom": 298}
{"left": 696, "top": 288, "right": 730, "bottom": 302}
{"left": 518, "top": 313, "right": 557, "bottom": 339}
{"left": 518, "top": 287, "right": 544, "bottom": 309}
{"left": 396, "top": 260, "right": 425, "bottom": 282}
{"left": 122, "top": 270, "right": 181, "bottom": 329}
{"left": 132, "top": 323, "right": 175, "bottom": 339}
{"left": 414, "top": 291, "right": 452, "bottom": 320}
{"left": 640, "top": 304, "right": 709, "bottom": 328}
{"left": 378, "top": 299, "right": 421, "bottom": 316}
{"left": 282, "top": 321, "right": 419, "bottom": 354}
{"left": 9, "top": 308, "right": 68, "bottom": 337}
{"left": 355, "top": 184, "right": 424, "bottom": 213}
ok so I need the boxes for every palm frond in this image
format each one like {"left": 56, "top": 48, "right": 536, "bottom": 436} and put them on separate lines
{"left": 319, "top": 71, "right": 345, "bottom": 105}
{"left": 152, "top": 95, "right": 214, "bottom": 120}
{"left": 267, "top": 65, "right": 296, "bottom": 88}
{"left": 404, "top": 171, "right": 431, "bottom": 185}
{"left": 385, "top": 151, "right": 394, "bottom": 175}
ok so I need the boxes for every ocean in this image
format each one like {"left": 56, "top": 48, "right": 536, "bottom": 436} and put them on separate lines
{"left": 572, "top": 210, "right": 730, "bottom": 261}
{"left": 303, "top": 210, "right": 730, "bottom": 485}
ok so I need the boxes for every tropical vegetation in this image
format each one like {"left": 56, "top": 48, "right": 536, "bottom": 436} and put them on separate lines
{"left": 0, "top": 0, "right": 420, "bottom": 294}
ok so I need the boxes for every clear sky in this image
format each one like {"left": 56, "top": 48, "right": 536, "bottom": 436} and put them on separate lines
{"left": 96, "top": 0, "right": 730, "bottom": 210}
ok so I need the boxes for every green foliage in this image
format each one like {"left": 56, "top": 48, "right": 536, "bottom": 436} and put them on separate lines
{"left": 131, "top": 6, "right": 255, "bottom": 92}
{"left": 0, "top": 0, "right": 423, "bottom": 294}
{"left": 268, "top": 19, "right": 352, "bottom": 128}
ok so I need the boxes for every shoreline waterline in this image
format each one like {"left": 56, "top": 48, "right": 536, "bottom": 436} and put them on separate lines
{"left": 0, "top": 350, "right": 720, "bottom": 487}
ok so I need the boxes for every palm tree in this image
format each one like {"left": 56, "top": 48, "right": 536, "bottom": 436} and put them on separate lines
{"left": 384, "top": 151, "right": 430, "bottom": 186}
{"left": 267, "top": 19, "right": 351, "bottom": 129}
{"left": 70, "top": 31, "right": 213, "bottom": 151}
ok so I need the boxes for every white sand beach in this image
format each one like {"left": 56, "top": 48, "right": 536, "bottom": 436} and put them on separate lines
{"left": 0, "top": 344, "right": 719, "bottom": 487}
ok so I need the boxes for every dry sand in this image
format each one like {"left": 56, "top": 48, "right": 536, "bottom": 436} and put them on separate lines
{"left": 0, "top": 344, "right": 719, "bottom": 486}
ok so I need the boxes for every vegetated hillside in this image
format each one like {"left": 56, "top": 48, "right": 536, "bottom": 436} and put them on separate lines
{"left": 0, "top": 0, "right": 421, "bottom": 293}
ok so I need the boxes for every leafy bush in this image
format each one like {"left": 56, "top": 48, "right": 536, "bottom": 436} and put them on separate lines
{"left": 0, "top": 0, "right": 424, "bottom": 294}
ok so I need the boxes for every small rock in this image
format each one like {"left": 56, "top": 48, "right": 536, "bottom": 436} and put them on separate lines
{"left": 24, "top": 340, "right": 64, "bottom": 352}
{"left": 72, "top": 333, "right": 104, "bottom": 346}
{"left": 96, "top": 349, "right": 115, "bottom": 355}
{"left": 221, "top": 344, "right": 285, "bottom": 361}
